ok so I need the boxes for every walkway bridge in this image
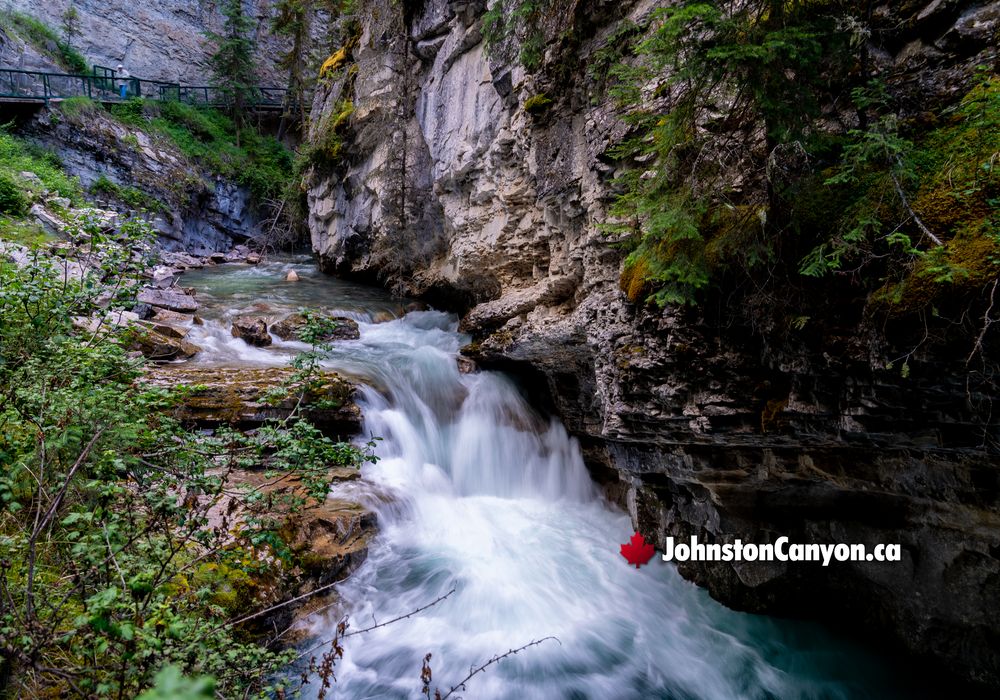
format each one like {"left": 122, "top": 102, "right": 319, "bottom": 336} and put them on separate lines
{"left": 0, "top": 64, "right": 293, "bottom": 111}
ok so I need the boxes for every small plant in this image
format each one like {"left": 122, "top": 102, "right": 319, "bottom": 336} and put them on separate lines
{"left": 523, "top": 93, "right": 552, "bottom": 114}
{"left": 109, "top": 96, "right": 147, "bottom": 126}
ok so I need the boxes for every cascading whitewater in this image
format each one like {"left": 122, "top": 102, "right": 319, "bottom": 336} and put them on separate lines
{"left": 180, "top": 261, "right": 913, "bottom": 700}
{"left": 305, "top": 313, "right": 907, "bottom": 700}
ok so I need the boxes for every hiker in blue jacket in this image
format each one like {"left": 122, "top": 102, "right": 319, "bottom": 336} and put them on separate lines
{"left": 117, "top": 64, "right": 130, "bottom": 99}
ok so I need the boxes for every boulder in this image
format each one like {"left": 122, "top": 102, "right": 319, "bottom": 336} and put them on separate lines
{"left": 271, "top": 313, "right": 361, "bottom": 342}
{"left": 105, "top": 310, "right": 140, "bottom": 327}
{"left": 131, "top": 328, "right": 200, "bottom": 361}
{"left": 245, "top": 252, "right": 261, "bottom": 264}
{"left": 286, "top": 270, "right": 300, "bottom": 282}
{"left": 208, "top": 251, "right": 227, "bottom": 264}
{"left": 151, "top": 308, "right": 195, "bottom": 324}
{"left": 140, "top": 319, "right": 189, "bottom": 339}
{"left": 224, "top": 244, "right": 251, "bottom": 262}
{"left": 137, "top": 287, "right": 199, "bottom": 313}
{"left": 231, "top": 315, "right": 272, "bottom": 346}
{"left": 160, "top": 251, "right": 205, "bottom": 269}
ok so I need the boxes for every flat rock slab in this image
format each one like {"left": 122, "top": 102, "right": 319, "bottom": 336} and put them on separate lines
{"left": 138, "top": 287, "right": 199, "bottom": 313}
{"left": 144, "top": 365, "right": 362, "bottom": 437}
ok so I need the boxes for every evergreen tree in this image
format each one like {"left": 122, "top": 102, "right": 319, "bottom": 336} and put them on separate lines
{"left": 60, "top": 4, "right": 80, "bottom": 49}
{"left": 208, "top": 0, "right": 258, "bottom": 145}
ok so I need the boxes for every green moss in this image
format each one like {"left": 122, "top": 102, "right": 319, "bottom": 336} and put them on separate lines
{"left": 299, "top": 100, "right": 354, "bottom": 173}
{"left": 523, "top": 93, "right": 553, "bottom": 114}
{"left": 620, "top": 253, "right": 651, "bottom": 303}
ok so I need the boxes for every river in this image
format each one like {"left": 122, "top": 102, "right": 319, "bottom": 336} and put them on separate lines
{"left": 180, "top": 257, "right": 926, "bottom": 700}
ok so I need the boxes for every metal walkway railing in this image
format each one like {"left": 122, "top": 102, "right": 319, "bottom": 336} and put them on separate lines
{"left": 0, "top": 64, "right": 292, "bottom": 110}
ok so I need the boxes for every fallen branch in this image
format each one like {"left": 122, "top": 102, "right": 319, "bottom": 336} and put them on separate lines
{"left": 891, "top": 155, "right": 942, "bottom": 246}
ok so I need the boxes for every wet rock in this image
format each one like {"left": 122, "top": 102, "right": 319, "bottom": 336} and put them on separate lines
{"left": 151, "top": 308, "right": 194, "bottom": 324}
{"left": 137, "top": 287, "right": 199, "bottom": 313}
{"left": 143, "top": 366, "right": 362, "bottom": 435}
{"left": 286, "top": 270, "right": 300, "bottom": 282}
{"left": 208, "top": 251, "right": 227, "bottom": 264}
{"left": 271, "top": 313, "right": 361, "bottom": 342}
{"left": 245, "top": 252, "right": 261, "bottom": 265}
{"left": 231, "top": 315, "right": 272, "bottom": 346}
{"left": 131, "top": 327, "right": 200, "bottom": 361}
{"left": 224, "top": 244, "right": 251, "bottom": 262}
{"left": 140, "top": 319, "right": 189, "bottom": 339}
{"left": 283, "top": 497, "right": 375, "bottom": 584}
{"left": 150, "top": 265, "right": 182, "bottom": 289}
{"left": 457, "top": 356, "right": 478, "bottom": 374}
{"left": 160, "top": 251, "right": 206, "bottom": 269}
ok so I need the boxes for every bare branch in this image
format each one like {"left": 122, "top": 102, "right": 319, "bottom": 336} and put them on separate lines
{"left": 437, "top": 637, "right": 560, "bottom": 700}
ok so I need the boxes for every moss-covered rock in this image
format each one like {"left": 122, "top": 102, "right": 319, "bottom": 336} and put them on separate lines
{"left": 143, "top": 366, "right": 361, "bottom": 436}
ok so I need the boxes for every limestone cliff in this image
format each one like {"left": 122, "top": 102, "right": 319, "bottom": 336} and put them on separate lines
{"left": 304, "top": 0, "right": 1000, "bottom": 689}
{"left": 3, "top": 0, "right": 334, "bottom": 85}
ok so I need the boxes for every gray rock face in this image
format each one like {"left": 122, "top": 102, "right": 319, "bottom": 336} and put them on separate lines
{"left": 304, "top": 0, "right": 1000, "bottom": 688}
{"left": 21, "top": 108, "right": 258, "bottom": 255}
{"left": 4, "top": 0, "right": 337, "bottom": 86}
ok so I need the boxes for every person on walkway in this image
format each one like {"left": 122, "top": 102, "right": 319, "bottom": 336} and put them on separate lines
{"left": 117, "top": 64, "right": 130, "bottom": 99}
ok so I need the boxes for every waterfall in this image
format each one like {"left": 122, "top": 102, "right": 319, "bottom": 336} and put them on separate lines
{"left": 305, "top": 312, "right": 905, "bottom": 700}
{"left": 178, "top": 260, "right": 914, "bottom": 699}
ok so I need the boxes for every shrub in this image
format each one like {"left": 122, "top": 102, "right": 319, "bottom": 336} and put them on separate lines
{"left": 0, "top": 172, "right": 29, "bottom": 215}
{"left": 0, "top": 129, "right": 82, "bottom": 202}
{"left": 55, "top": 95, "right": 99, "bottom": 120}
{"left": 91, "top": 174, "right": 162, "bottom": 212}
{"left": 523, "top": 93, "right": 553, "bottom": 113}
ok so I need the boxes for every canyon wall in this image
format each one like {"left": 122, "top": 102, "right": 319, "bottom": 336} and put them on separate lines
{"left": 3, "top": 0, "right": 336, "bottom": 85}
{"left": 306, "top": 0, "right": 1000, "bottom": 688}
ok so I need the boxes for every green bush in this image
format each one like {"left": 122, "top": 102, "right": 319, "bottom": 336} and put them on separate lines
{"left": 0, "top": 129, "right": 82, "bottom": 202}
{"left": 0, "top": 172, "right": 29, "bottom": 215}
{"left": 0, "top": 214, "right": 375, "bottom": 697}
{"left": 523, "top": 93, "right": 553, "bottom": 114}
{"left": 144, "top": 101, "right": 293, "bottom": 203}
{"left": 91, "top": 174, "right": 162, "bottom": 212}
{"left": 56, "top": 95, "right": 99, "bottom": 120}
{"left": 109, "top": 97, "right": 148, "bottom": 126}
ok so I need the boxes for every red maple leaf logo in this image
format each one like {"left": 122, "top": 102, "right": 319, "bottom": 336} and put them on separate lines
{"left": 620, "top": 532, "right": 656, "bottom": 568}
